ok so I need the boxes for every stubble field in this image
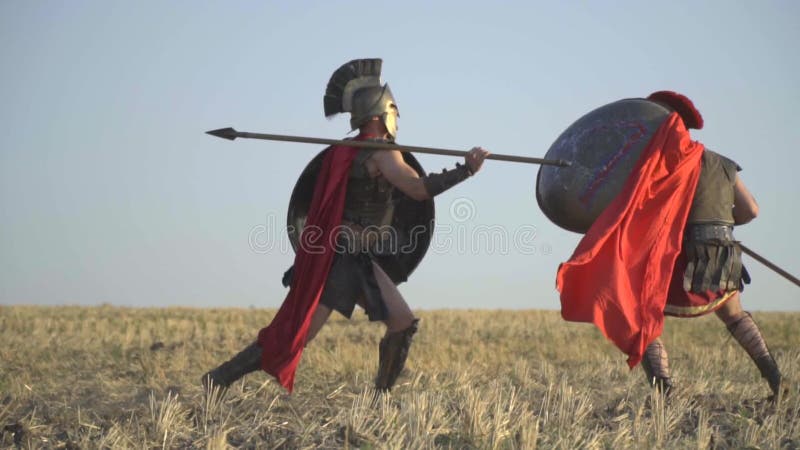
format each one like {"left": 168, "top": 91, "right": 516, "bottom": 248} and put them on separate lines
{"left": 0, "top": 306, "right": 798, "bottom": 449}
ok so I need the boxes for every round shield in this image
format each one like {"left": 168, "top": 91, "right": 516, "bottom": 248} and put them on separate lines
{"left": 287, "top": 149, "right": 434, "bottom": 284}
{"left": 536, "top": 98, "right": 672, "bottom": 233}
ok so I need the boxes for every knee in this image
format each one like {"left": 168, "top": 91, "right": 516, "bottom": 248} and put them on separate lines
{"left": 386, "top": 315, "right": 418, "bottom": 334}
{"left": 716, "top": 309, "right": 743, "bottom": 327}
{"left": 397, "top": 309, "right": 417, "bottom": 328}
{"left": 714, "top": 293, "right": 744, "bottom": 325}
{"left": 717, "top": 309, "right": 749, "bottom": 329}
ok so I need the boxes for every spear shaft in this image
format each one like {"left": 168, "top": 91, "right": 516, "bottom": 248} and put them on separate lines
{"left": 206, "top": 127, "right": 570, "bottom": 167}
{"left": 206, "top": 128, "right": 800, "bottom": 289}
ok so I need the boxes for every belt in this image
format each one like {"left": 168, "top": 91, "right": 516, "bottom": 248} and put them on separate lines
{"left": 685, "top": 224, "right": 734, "bottom": 242}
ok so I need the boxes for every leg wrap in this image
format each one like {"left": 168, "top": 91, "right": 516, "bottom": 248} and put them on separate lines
{"left": 203, "top": 342, "right": 262, "bottom": 390}
{"left": 641, "top": 339, "right": 673, "bottom": 393}
{"left": 422, "top": 163, "right": 472, "bottom": 197}
{"left": 726, "top": 312, "right": 782, "bottom": 396}
{"left": 375, "top": 319, "right": 419, "bottom": 391}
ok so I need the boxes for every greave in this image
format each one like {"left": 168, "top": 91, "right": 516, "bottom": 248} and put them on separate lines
{"left": 641, "top": 338, "right": 673, "bottom": 394}
{"left": 726, "top": 312, "right": 782, "bottom": 396}
{"left": 202, "top": 342, "right": 262, "bottom": 390}
{"left": 375, "top": 319, "right": 419, "bottom": 391}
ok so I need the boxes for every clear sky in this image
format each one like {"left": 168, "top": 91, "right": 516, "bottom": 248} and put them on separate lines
{"left": 1, "top": 1, "right": 798, "bottom": 311}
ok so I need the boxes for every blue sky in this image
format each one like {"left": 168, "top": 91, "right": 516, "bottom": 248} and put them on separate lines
{"left": 1, "top": 1, "right": 798, "bottom": 311}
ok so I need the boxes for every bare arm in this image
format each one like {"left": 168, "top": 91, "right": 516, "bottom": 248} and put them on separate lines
{"left": 371, "top": 150, "right": 430, "bottom": 201}
{"left": 371, "top": 147, "right": 491, "bottom": 201}
{"left": 732, "top": 174, "right": 758, "bottom": 225}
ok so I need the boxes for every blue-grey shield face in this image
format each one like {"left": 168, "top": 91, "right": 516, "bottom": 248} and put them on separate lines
{"left": 536, "top": 98, "right": 672, "bottom": 234}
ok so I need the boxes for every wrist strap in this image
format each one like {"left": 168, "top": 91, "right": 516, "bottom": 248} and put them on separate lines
{"left": 422, "top": 163, "right": 472, "bottom": 197}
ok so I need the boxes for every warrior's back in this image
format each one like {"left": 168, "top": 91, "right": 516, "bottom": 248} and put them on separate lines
{"left": 686, "top": 150, "right": 740, "bottom": 226}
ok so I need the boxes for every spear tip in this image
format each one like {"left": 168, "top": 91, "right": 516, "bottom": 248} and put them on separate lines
{"left": 206, "top": 127, "right": 238, "bottom": 140}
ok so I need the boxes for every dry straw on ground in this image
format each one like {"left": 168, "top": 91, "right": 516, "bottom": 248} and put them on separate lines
{"left": 1, "top": 306, "right": 798, "bottom": 449}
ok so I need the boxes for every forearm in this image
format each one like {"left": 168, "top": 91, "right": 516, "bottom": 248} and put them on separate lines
{"left": 394, "top": 177, "right": 431, "bottom": 201}
{"left": 422, "top": 162, "right": 472, "bottom": 198}
{"left": 732, "top": 176, "right": 758, "bottom": 224}
{"left": 375, "top": 149, "right": 477, "bottom": 201}
{"left": 733, "top": 207, "right": 757, "bottom": 225}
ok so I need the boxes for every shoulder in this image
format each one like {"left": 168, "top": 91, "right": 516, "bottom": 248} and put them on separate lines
{"left": 369, "top": 148, "right": 404, "bottom": 163}
{"left": 704, "top": 150, "right": 741, "bottom": 170}
{"left": 703, "top": 149, "right": 741, "bottom": 184}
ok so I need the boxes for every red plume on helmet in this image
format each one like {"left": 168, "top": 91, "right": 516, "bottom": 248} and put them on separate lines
{"left": 647, "top": 91, "right": 704, "bottom": 130}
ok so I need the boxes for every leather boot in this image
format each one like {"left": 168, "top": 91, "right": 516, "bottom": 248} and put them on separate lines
{"left": 641, "top": 339, "right": 673, "bottom": 395}
{"left": 375, "top": 319, "right": 419, "bottom": 391}
{"left": 754, "top": 354, "right": 782, "bottom": 398}
{"left": 726, "top": 312, "right": 782, "bottom": 397}
{"left": 202, "top": 342, "right": 262, "bottom": 393}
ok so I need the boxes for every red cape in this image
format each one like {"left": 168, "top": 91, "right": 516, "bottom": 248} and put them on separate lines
{"left": 257, "top": 141, "right": 360, "bottom": 392}
{"left": 557, "top": 113, "right": 704, "bottom": 368}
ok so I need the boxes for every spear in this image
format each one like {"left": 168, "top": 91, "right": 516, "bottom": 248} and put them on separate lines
{"left": 206, "top": 128, "right": 800, "bottom": 289}
{"left": 740, "top": 244, "right": 800, "bottom": 288}
{"left": 206, "top": 127, "right": 571, "bottom": 167}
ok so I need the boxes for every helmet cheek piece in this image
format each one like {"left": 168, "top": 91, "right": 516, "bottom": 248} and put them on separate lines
{"left": 381, "top": 106, "right": 398, "bottom": 141}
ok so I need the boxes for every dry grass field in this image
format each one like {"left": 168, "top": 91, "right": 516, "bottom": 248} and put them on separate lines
{"left": 0, "top": 306, "right": 798, "bottom": 449}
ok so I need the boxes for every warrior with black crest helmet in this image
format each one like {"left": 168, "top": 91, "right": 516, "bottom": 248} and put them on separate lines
{"left": 324, "top": 58, "right": 399, "bottom": 141}
{"left": 203, "top": 58, "right": 490, "bottom": 395}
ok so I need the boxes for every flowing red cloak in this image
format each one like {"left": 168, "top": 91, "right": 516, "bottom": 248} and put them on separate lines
{"left": 257, "top": 141, "right": 360, "bottom": 392}
{"left": 557, "top": 113, "right": 704, "bottom": 368}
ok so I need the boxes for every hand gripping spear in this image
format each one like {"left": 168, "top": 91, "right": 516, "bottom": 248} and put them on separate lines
{"left": 205, "top": 127, "right": 571, "bottom": 167}
{"left": 740, "top": 244, "right": 800, "bottom": 288}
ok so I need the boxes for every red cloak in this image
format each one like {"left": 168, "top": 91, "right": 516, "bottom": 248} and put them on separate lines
{"left": 257, "top": 140, "right": 360, "bottom": 392}
{"left": 557, "top": 113, "right": 704, "bottom": 368}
